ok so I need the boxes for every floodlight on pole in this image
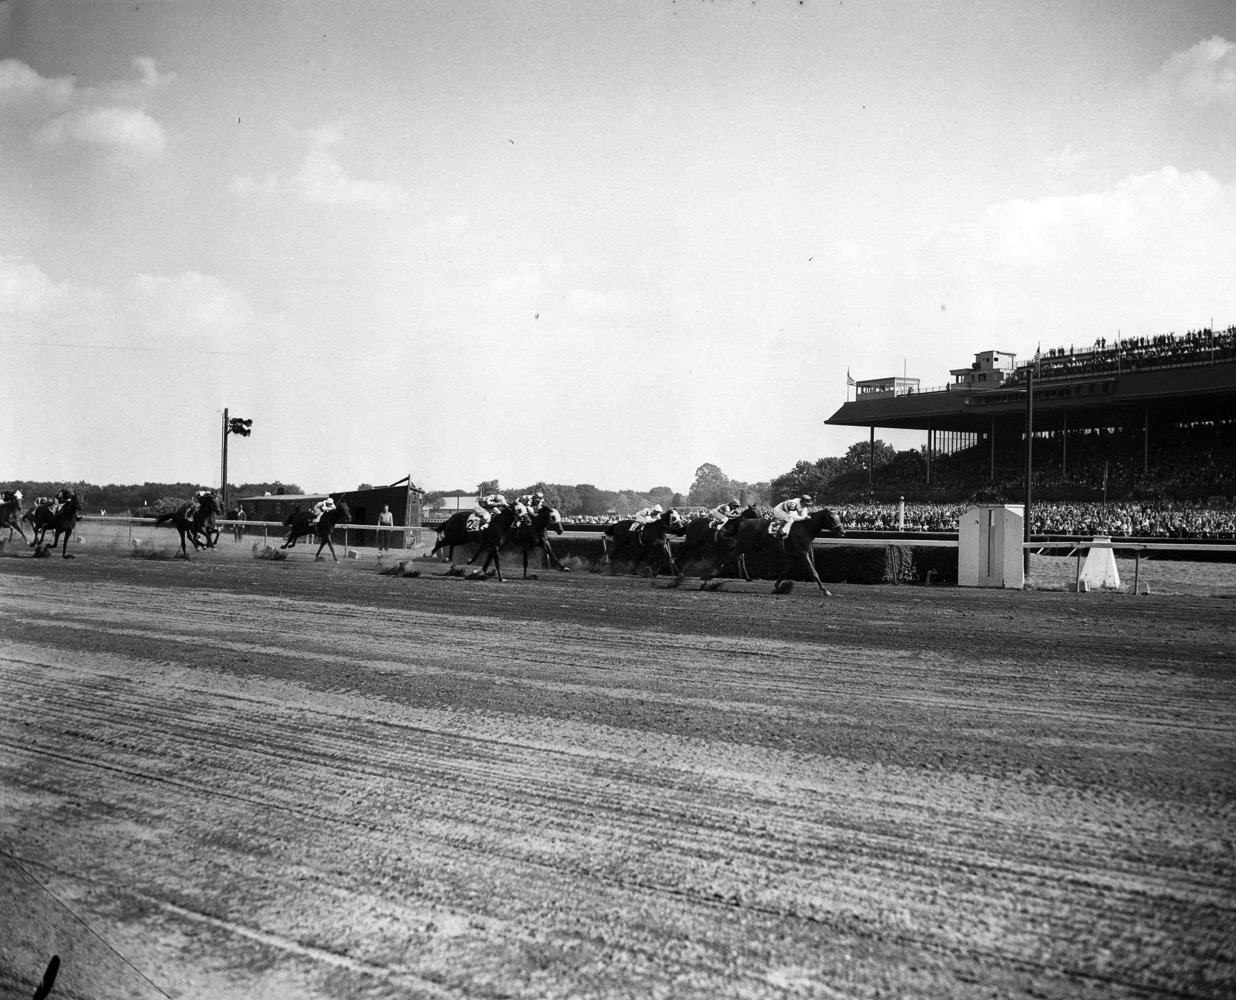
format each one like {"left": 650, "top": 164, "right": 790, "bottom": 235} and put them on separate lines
{"left": 220, "top": 408, "right": 253, "bottom": 514}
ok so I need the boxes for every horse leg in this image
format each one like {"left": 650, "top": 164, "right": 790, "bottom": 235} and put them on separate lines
{"left": 661, "top": 540, "right": 680, "bottom": 578}
{"left": 542, "top": 540, "right": 567, "bottom": 572}
{"left": 522, "top": 546, "right": 529, "bottom": 579}
{"left": 800, "top": 542, "right": 829, "bottom": 592}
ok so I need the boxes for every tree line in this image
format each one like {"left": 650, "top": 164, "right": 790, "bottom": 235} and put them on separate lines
{"left": 6, "top": 440, "right": 908, "bottom": 518}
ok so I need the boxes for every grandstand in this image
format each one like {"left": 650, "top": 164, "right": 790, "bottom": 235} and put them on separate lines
{"left": 826, "top": 327, "right": 1236, "bottom": 504}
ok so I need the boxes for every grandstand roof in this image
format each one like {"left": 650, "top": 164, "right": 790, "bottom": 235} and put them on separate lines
{"left": 827, "top": 356, "right": 1236, "bottom": 434}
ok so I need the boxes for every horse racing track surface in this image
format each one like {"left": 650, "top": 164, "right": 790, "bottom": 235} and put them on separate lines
{"left": 1, "top": 553, "right": 1233, "bottom": 1000}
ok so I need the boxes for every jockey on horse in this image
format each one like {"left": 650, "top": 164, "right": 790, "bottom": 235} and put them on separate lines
{"left": 1, "top": 489, "right": 27, "bottom": 543}
{"left": 604, "top": 506, "right": 685, "bottom": 577}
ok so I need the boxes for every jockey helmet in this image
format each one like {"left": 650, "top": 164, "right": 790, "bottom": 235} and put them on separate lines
{"left": 729, "top": 498, "right": 739, "bottom": 506}
{"left": 13, "top": 491, "right": 20, "bottom": 501}
{"left": 800, "top": 494, "right": 812, "bottom": 503}
{"left": 535, "top": 491, "right": 544, "bottom": 499}
{"left": 652, "top": 503, "right": 663, "bottom": 513}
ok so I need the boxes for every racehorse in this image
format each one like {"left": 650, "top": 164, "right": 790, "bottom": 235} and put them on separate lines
{"left": 728, "top": 508, "right": 846, "bottom": 592}
{"left": 508, "top": 505, "right": 570, "bottom": 579}
{"left": 282, "top": 496, "right": 353, "bottom": 561}
{"left": 154, "top": 492, "right": 223, "bottom": 559}
{"left": 429, "top": 510, "right": 475, "bottom": 563}
{"left": 673, "top": 505, "right": 760, "bottom": 573}
{"left": 467, "top": 505, "right": 521, "bottom": 582}
{"left": 429, "top": 505, "right": 521, "bottom": 580}
{"left": 603, "top": 508, "right": 685, "bottom": 577}
{"left": 26, "top": 492, "right": 83, "bottom": 558}
{"left": 1, "top": 490, "right": 27, "bottom": 544}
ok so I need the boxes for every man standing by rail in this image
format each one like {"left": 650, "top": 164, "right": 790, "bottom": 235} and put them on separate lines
{"left": 377, "top": 505, "right": 394, "bottom": 550}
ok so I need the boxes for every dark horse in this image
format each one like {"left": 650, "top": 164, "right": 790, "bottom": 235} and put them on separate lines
{"left": 154, "top": 492, "right": 222, "bottom": 559}
{"left": 673, "top": 505, "right": 760, "bottom": 574}
{"left": 603, "top": 508, "right": 685, "bottom": 577}
{"left": 728, "top": 508, "right": 846, "bottom": 593}
{"left": 1, "top": 490, "right": 27, "bottom": 544}
{"left": 26, "top": 492, "right": 83, "bottom": 559}
{"left": 430, "top": 505, "right": 520, "bottom": 581}
{"left": 509, "top": 505, "right": 570, "bottom": 579}
{"left": 282, "top": 496, "right": 353, "bottom": 561}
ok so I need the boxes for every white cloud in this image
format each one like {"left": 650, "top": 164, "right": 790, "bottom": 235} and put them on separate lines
{"left": 936, "top": 166, "right": 1236, "bottom": 278}
{"left": 0, "top": 258, "right": 289, "bottom": 354}
{"left": 230, "top": 125, "right": 408, "bottom": 210}
{"left": 0, "top": 256, "right": 70, "bottom": 319}
{"left": 35, "top": 105, "right": 167, "bottom": 165}
{"left": 0, "top": 57, "right": 169, "bottom": 169}
{"left": 133, "top": 56, "right": 176, "bottom": 90}
{"left": 1145, "top": 35, "right": 1236, "bottom": 113}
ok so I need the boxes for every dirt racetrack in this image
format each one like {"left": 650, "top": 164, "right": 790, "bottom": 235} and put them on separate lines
{"left": 1, "top": 541, "right": 1234, "bottom": 999}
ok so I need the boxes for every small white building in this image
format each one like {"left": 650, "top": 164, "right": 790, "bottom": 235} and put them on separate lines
{"left": 950, "top": 350, "right": 1018, "bottom": 389}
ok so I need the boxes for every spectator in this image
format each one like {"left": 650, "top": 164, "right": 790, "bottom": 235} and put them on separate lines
{"left": 377, "top": 505, "right": 394, "bottom": 550}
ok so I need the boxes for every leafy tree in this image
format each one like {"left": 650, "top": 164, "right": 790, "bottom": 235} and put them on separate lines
{"left": 476, "top": 478, "right": 500, "bottom": 497}
{"left": 357, "top": 483, "right": 375, "bottom": 491}
{"left": 687, "top": 463, "right": 735, "bottom": 508}
{"left": 646, "top": 486, "right": 675, "bottom": 506}
{"left": 842, "top": 439, "right": 897, "bottom": 473}
{"left": 573, "top": 484, "right": 604, "bottom": 516}
{"left": 422, "top": 491, "right": 447, "bottom": 508}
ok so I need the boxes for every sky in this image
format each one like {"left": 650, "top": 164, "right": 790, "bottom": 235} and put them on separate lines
{"left": 2, "top": 0, "right": 1234, "bottom": 496}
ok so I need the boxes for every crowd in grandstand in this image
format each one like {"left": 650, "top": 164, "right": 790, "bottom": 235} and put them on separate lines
{"left": 1010, "top": 325, "right": 1236, "bottom": 383}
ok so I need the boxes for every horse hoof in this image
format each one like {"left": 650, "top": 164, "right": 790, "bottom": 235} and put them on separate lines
{"left": 822, "top": 589, "right": 833, "bottom": 597}
{"left": 560, "top": 566, "right": 570, "bottom": 573}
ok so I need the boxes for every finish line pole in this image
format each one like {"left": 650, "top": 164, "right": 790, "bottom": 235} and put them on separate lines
{"left": 1024, "top": 369, "right": 1033, "bottom": 578}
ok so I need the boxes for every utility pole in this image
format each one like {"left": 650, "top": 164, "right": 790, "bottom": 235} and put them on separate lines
{"left": 220, "top": 409, "right": 252, "bottom": 514}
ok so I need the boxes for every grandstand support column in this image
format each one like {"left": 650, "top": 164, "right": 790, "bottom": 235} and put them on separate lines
{"left": 868, "top": 427, "right": 875, "bottom": 484}
{"left": 1144, "top": 406, "right": 1150, "bottom": 477}
{"left": 1062, "top": 410, "right": 1068, "bottom": 479}
{"left": 1024, "top": 369, "right": 1034, "bottom": 577}
{"left": 926, "top": 424, "right": 932, "bottom": 486}
{"left": 990, "top": 417, "right": 996, "bottom": 483}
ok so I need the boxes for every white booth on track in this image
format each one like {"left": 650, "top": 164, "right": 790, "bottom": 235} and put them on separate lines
{"left": 959, "top": 505, "right": 1025, "bottom": 589}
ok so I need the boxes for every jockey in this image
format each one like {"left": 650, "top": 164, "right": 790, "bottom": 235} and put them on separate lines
{"left": 473, "top": 493, "right": 507, "bottom": 528}
{"left": 513, "top": 491, "right": 544, "bottom": 523}
{"left": 310, "top": 496, "right": 337, "bottom": 525}
{"left": 708, "top": 498, "right": 742, "bottom": 532}
{"left": 0, "top": 489, "right": 20, "bottom": 509}
{"left": 772, "top": 495, "right": 813, "bottom": 537}
{"left": 186, "top": 489, "right": 214, "bottom": 518}
{"left": 632, "top": 503, "right": 663, "bottom": 525}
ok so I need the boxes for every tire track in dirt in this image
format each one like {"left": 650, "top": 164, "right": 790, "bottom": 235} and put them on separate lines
{"left": 2, "top": 567, "right": 1233, "bottom": 998}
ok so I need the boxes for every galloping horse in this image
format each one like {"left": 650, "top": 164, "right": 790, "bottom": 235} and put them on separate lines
{"left": 728, "top": 508, "right": 846, "bottom": 593}
{"left": 509, "top": 505, "right": 570, "bottom": 579}
{"left": 26, "top": 492, "right": 83, "bottom": 558}
{"left": 282, "top": 496, "right": 352, "bottom": 561}
{"left": 603, "top": 508, "right": 685, "bottom": 577}
{"left": 430, "top": 505, "right": 521, "bottom": 581}
{"left": 467, "top": 505, "right": 521, "bottom": 582}
{"left": 1, "top": 490, "right": 27, "bottom": 544}
{"left": 673, "top": 505, "right": 760, "bottom": 573}
{"left": 154, "top": 492, "right": 223, "bottom": 559}
{"left": 429, "top": 510, "right": 476, "bottom": 563}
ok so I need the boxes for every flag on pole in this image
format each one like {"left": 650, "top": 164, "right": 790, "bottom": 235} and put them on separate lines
{"left": 846, "top": 368, "right": 855, "bottom": 386}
